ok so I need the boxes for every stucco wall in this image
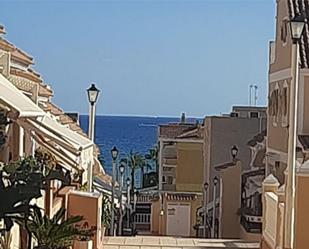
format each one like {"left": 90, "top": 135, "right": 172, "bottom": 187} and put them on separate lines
{"left": 269, "top": 0, "right": 292, "bottom": 74}
{"left": 219, "top": 161, "right": 241, "bottom": 239}
{"left": 204, "top": 117, "right": 266, "bottom": 202}
{"left": 176, "top": 142, "right": 203, "bottom": 192}
{"left": 294, "top": 174, "right": 309, "bottom": 249}
{"left": 68, "top": 192, "right": 102, "bottom": 249}
{"left": 302, "top": 76, "right": 309, "bottom": 134}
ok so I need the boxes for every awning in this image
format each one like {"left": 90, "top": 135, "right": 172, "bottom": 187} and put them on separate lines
{"left": 31, "top": 115, "right": 93, "bottom": 150}
{"left": 0, "top": 73, "right": 43, "bottom": 117}
{"left": 17, "top": 114, "right": 94, "bottom": 171}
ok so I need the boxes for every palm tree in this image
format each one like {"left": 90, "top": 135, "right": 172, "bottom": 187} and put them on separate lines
{"left": 145, "top": 145, "right": 159, "bottom": 173}
{"left": 0, "top": 231, "right": 12, "bottom": 249}
{"left": 25, "top": 207, "right": 92, "bottom": 249}
{"left": 122, "top": 151, "right": 146, "bottom": 191}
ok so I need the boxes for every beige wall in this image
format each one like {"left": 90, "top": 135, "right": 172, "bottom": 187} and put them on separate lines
{"left": 269, "top": 0, "right": 292, "bottom": 74}
{"left": 68, "top": 192, "right": 102, "bottom": 249}
{"left": 219, "top": 161, "right": 241, "bottom": 239}
{"left": 294, "top": 174, "right": 309, "bottom": 249}
{"left": 204, "top": 117, "right": 266, "bottom": 202}
{"left": 151, "top": 200, "right": 160, "bottom": 235}
{"left": 239, "top": 226, "right": 261, "bottom": 242}
{"left": 301, "top": 76, "right": 309, "bottom": 134}
{"left": 176, "top": 142, "right": 203, "bottom": 192}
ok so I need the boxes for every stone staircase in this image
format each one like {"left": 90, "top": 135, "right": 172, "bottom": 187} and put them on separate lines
{"left": 103, "top": 236, "right": 260, "bottom": 249}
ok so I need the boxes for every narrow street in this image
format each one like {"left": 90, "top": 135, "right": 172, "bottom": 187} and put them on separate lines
{"left": 103, "top": 236, "right": 260, "bottom": 249}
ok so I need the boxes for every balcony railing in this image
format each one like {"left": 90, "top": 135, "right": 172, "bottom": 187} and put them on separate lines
{"left": 134, "top": 213, "right": 151, "bottom": 224}
{"left": 240, "top": 213, "right": 262, "bottom": 233}
{"left": 162, "top": 158, "right": 177, "bottom": 166}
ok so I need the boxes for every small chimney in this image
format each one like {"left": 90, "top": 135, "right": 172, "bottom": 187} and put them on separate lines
{"left": 180, "top": 112, "right": 186, "bottom": 123}
{"left": 0, "top": 25, "right": 6, "bottom": 35}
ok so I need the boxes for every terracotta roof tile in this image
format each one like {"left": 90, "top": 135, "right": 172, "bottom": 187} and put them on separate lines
{"left": 11, "top": 48, "right": 33, "bottom": 65}
{"left": 288, "top": 0, "right": 309, "bottom": 68}
{"left": 10, "top": 67, "right": 42, "bottom": 83}
{"left": 0, "top": 38, "right": 15, "bottom": 51}
{"left": 38, "top": 84, "right": 53, "bottom": 97}
{"left": 159, "top": 123, "right": 197, "bottom": 139}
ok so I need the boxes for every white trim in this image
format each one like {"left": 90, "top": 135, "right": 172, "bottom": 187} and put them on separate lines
{"left": 159, "top": 137, "right": 203, "bottom": 144}
{"left": 269, "top": 68, "right": 291, "bottom": 83}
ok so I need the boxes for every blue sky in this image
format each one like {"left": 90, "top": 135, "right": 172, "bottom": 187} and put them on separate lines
{"left": 1, "top": 0, "right": 275, "bottom": 117}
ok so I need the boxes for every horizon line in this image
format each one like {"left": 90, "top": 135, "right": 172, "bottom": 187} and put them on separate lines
{"left": 73, "top": 113, "right": 205, "bottom": 119}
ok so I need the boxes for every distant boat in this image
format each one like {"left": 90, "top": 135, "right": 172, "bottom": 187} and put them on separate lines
{"left": 138, "top": 123, "right": 157, "bottom": 127}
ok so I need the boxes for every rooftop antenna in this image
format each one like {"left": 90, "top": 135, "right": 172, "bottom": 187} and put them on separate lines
{"left": 249, "top": 85, "right": 253, "bottom": 106}
{"left": 254, "top": 85, "right": 258, "bottom": 106}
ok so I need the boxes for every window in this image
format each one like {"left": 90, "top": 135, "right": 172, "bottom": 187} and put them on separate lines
{"left": 281, "top": 19, "right": 288, "bottom": 44}
{"left": 282, "top": 87, "right": 288, "bottom": 116}
{"left": 167, "top": 176, "right": 174, "bottom": 184}
{"left": 269, "top": 89, "right": 279, "bottom": 116}
{"left": 162, "top": 176, "right": 166, "bottom": 183}
{"left": 250, "top": 112, "right": 259, "bottom": 118}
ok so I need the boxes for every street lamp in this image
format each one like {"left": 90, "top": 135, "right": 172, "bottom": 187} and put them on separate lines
{"left": 86, "top": 83, "right": 100, "bottom": 193}
{"left": 87, "top": 83, "right": 100, "bottom": 141}
{"left": 285, "top": 13, "right": 306, "bottom": 249}
{"left": 212, "top": 176, "right": 219, "bottom": 238}
{"left": 118, "top": 161, "right": 125, "bottom": 236}
{"left": 290, "top": 14, "right": 306, "bottom": 42}
{"left": 203, "top": 182, "right": 209, "bottom": 238}
{"left": 126, "top": 177, "right": 131, "bottom": 229}
{"left": 110, "top": 146, "right": 119, "bottom": 236}
{"left": 231, "top": 145, "right": 239, "bottom": 160}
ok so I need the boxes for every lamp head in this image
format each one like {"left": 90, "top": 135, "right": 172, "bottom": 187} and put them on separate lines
{"left": 111, "top": 146, "right": 119, "bottom": 160}
{"left": 231, "top": 145, "right": 239, "bottom": 159}
{"left": 290, "top": 14, "right": 306, "bottom": 42}
{"left": 119, "top": 162, "right": 125, "bottom": 174}
{"left": 126, "top": 177, "right": 131, "bottom": 187}
{"left": 204, "top": 182, "right": 209, "bottom": 191}
{"left": 87, "top": 83, "right": 100, "bottom": 105}
{"left": 213, "top": 176, "right": 219, "bottom": 185}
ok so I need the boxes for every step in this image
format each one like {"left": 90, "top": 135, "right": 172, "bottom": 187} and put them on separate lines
{"left": 103, "top": 236, "right": 260, "bottom": 249}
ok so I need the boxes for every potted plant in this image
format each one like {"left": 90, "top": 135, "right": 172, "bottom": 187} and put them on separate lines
{"left": 25, "top": 207, "right": 92, "bottom": 249}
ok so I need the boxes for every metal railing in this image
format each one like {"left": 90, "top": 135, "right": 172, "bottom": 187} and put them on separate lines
{"left": 134, "top": 213, "right": 151, "bottom": 224}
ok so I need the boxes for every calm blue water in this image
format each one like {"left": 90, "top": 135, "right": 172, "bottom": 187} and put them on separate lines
{"left": 79, "top": 115, "right": 184, "bottom": 175}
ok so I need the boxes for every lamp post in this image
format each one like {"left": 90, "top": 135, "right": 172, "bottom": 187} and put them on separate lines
{"left": 86, "top": 83, "right": 100, "bottom": 192}
{"left": 87, "top": 83, "right": 100, "bottom": 141}
{"left": 110, "top": 146, "right": 119, "bottom": 236}
{"left": 211, "top": 176, "right": 219, "bottom": 238}
{"left": 285, "top": 14, "right": 305, "bottom": 249}
{"left": 133, "top": 187, "right": 137, "bottom": 234}
{"left": 118, "top": 161, "right": 125, "bottom": 236}
{"left": 126, "top": 177, "right": 131, "bottom": 229}
{"left": 203, "top": 182, "right": 209, "bottom": 238}
{"left": 231, "top": 145, "right": 239, "bottom": 161}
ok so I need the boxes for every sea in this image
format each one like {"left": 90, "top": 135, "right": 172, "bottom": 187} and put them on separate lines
{"left": 79, "top": 115, "right": 199, "bottom": 176}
